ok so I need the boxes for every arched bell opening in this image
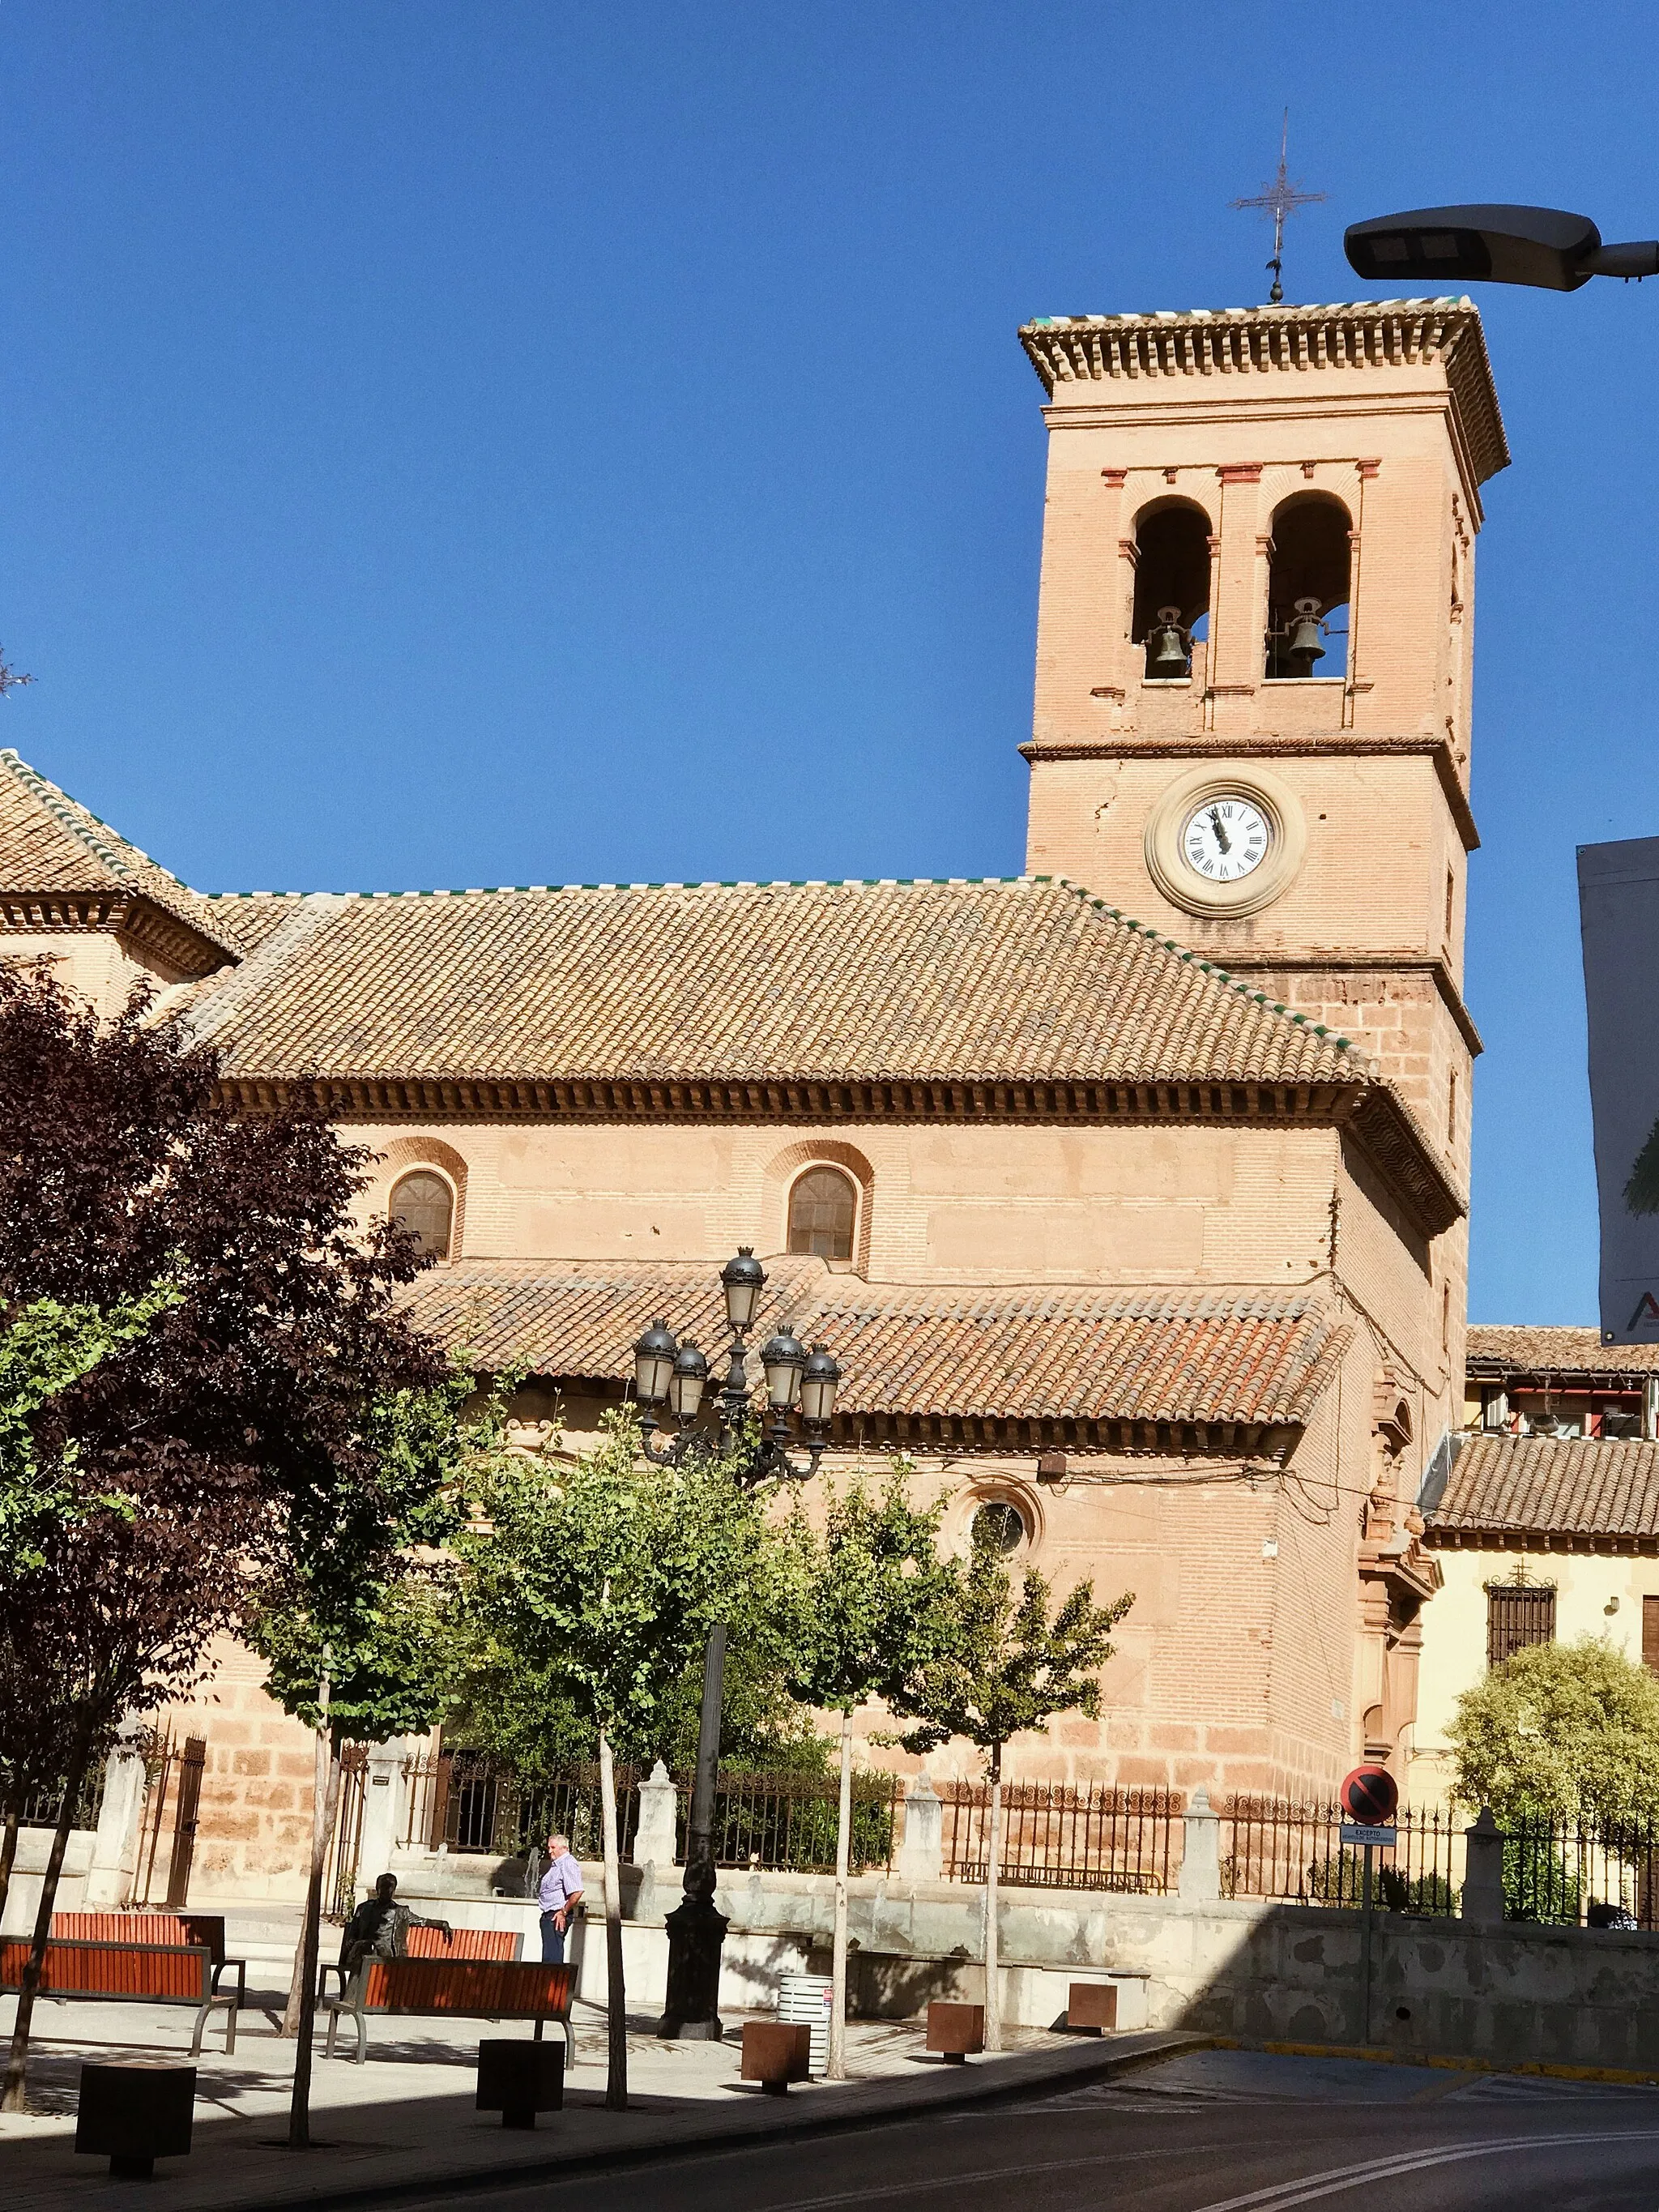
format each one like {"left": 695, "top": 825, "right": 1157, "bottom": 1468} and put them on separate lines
{"left": 1132, "top": 502, "right": 1212, "bottom": 681}
{"left": 1265, "top": 494, "right": 1351, "bottom": 680}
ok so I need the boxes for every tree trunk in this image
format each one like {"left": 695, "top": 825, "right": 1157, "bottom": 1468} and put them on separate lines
{"left": 0, "top": 1796, "right": 20, "bottom": 1936}
{"left": 982, "top": 1743, "right": 1003, "bottom": 2054}
{"left": 599, "top": 1728, "right": 628, "bottom": 2111}
{"left": 826, "top": 1707, "right": 853, "bottom": 2081}
{"left": 2, "top": 1719, "right": 93, "bottom": 2113}
{"left": 287, "top": 1685, "right": 339, "bottom": 2151}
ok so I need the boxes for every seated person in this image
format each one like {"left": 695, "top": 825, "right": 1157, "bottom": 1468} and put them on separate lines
{"left": 338, "top": 1872, "right": 454, "bottom": 1977}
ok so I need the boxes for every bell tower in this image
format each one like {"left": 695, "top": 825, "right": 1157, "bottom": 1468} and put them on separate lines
{"left": 1019, "top": 299, "right": 1506, "bottom": 1197}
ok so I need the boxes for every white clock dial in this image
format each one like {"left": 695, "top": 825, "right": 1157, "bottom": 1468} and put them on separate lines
{"left": 1179, "top": 796, "right": 1271, "bottom": 884}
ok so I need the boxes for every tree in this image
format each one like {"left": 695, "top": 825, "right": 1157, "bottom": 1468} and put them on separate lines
{"left": 0, "top": 1289, "right": 178, "bottom": 1930}
{"left": 1447, "top": 1635, "right": 1659, "bottom": 1828}
{"left": 893, "top": 1525, "right": 1131, "bottom": 2052}
{"left": 783, "top": 1467, "right": 957, "bottom": 2078}
{"left": 248, "top": 1368, "right": 470, "bottom": 2149}
{"left": 0, "top": 964, "right": 448, "bottom": 2113}
{"left": 458, "top": 1410, "right": 790, "bottom": 2110}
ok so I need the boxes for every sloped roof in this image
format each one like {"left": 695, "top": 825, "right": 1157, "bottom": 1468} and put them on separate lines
{"left": 1427, "top": 1433, "right": 1659, "bottom": 1544}
{"left": 183, "top": 874, "right": 1364, "bottom": 1095}
{"left": 1465, "top": 1325, "right": 1659, "bottom": 1381}
{"left": 0, "top": 749, "right": 241, "bottom": 965}
{"left": 402, "top": 1257, "right": 1347, "bottom": 1434}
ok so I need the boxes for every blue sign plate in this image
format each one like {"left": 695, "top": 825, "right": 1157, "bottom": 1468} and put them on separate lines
{"left": 1340, "top": 1823, "right": 1397, "bottom": 1847}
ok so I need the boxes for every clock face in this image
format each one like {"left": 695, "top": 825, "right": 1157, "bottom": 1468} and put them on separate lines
{"left": 1180, "top": 795, "right": 1271, "bottom": 884}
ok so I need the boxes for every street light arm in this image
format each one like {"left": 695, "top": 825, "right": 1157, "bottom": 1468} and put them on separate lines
{"left": 1582, "top": 241, "right": 1659, "bottom": 280}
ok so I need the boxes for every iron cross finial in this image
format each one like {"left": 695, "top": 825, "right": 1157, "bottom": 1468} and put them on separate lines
{"left": 1230, "top": 109, "right": 1327, "bottom": 304}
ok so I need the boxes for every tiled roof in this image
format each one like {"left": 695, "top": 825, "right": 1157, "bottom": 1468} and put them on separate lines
{"left": 402, "top": 1258, "right": 1348, "bottom": 1432}
{"left": 1427, "top": 1433, "right": 1659, "bottom": 1544}
{"left": 184, "top": 874, "right": 1364, "bottom": 1093}
{"left": 1465, "top": 1325, "right": 1659, "bottom": 1380}
{"left": 0, "top": 749, "right": 241, "bottom": 963}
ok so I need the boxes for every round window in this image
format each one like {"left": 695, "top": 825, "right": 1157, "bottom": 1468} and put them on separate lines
{"left": 972, "top": 1500, "right": 1027, "bottom": 1555}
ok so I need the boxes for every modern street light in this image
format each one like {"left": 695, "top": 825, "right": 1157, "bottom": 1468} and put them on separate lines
{"left": 1345, "top": 203, "right": 1659, "bottom": 292}
{"left": 628, "top": 1248, "right": 842, "bottom": 2039}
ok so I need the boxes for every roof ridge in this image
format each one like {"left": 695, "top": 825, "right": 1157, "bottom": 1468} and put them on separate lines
{"left": 1044, "top": 874, "right": 1369, "bottom": 1066}
{"left": 0, "top": 746, "right": 188, "bottom": 892}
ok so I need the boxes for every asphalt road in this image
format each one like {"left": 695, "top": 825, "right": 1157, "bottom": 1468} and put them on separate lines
{"left": 384, "top": 2051, "right": 1659, "bottom": 2212}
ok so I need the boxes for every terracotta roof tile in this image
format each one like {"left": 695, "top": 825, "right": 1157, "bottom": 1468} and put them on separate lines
{"left": 0, "top": 749, "right": 241, "bottom": 961}
{"left": 1465, "top": 1325, "right": 1659, "bottom": 1379}
{"left": 1427, "top": 1433, "right": 1659, "bottom": 1543}
{"left": 401, "top": 1258, "right": 1347, "bottom": 1428}
{"left": 184, "top": 876, "right": 1365, "bottom": 1091}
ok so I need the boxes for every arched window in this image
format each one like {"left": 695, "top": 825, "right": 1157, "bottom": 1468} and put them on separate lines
{"left": 972, "top": 1500, "right": 1028, "bottom": 1554}
{"left": 787, "top": 1166, "right": 856, "bottom": 1262}
{"left": 1265, "top": 496, "right": 1351, "bottom": 679}
{"left": 390, "top": 1170, "right": 454, "bottom": 1259}
{"left": 1132, "top": 502, "right": 1212, "bottom": 679}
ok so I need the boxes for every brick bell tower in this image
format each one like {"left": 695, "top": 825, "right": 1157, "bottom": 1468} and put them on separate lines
{"left": 1017, "top": 300, "right": 1509, "bottom": 1777}
{"left": 1019, "top": 297, "right": 1505, "bottom": 1217}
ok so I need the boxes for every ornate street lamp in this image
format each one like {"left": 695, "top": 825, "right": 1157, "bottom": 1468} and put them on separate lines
{"left": 627, "top": 1250, "right": 842, "bottom": 2039}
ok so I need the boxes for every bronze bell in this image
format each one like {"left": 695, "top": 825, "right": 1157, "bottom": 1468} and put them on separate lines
{"left": 1147, "top": 605, "right": 1189, "bottom": 676}
{"left": 1286, "top": 596, "right": 1325, "bottom": 671}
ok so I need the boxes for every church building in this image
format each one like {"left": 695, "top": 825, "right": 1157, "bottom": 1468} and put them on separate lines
{"left": 0, "top": 294, "right": 1504, "bottom": 1897}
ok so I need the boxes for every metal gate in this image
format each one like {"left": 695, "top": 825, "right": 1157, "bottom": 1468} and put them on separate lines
{"left": 134, "top": 1732, "right": 207, "bottom": 1908}
{"left": 326, "top": 1746, "right": 369, "bottom": 1921}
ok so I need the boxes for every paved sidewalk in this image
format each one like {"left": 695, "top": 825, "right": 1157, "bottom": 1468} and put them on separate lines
{"left": 0, "top": 1989, "right": 1197, "bottom": 2212}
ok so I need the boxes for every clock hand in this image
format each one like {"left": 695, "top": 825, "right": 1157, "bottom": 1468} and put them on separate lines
{"left": 1208, "top": 805, "right": 1232, "bottom": 855}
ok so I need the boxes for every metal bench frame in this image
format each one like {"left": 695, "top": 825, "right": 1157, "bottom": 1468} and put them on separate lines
{"left": 0, "top": 1937, "right": 241, "bottom": 2056}
{"left": 323, "top": 1956, "right": 575, "bottom": 2067}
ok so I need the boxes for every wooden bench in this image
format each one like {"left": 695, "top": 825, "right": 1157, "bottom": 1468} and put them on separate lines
{"left": 1, "top": 1937, "right": 240, "bottom": 2056}
{"left": 323, "top": 1957, "right": 574, "bottom": 2066}
{"left": 52, "top": 1911, "right": 243, "bottom": 1997}
{"left": 318, "top": 1923, "right": 522, "bottom": 2001}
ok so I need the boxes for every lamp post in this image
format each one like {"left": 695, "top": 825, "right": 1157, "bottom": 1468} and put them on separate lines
{"left": 1344, "top": 203, "right": 1659, "bottom": 291}
{"left": 629, "top": 1248, "right": 842, "bottom": 2039}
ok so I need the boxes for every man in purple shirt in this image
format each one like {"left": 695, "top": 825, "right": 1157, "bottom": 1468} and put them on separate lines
{"left": 538, "top": 1831, "right": 585, "bottom": 1964}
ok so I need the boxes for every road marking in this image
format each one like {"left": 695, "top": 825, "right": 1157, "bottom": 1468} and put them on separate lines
{"left": 1185, "top": 2129, "right": 1659, "bottom": 2212}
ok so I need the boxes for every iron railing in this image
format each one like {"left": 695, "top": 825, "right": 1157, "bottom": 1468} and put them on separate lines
{"left": 698, "top": 1770, "right": 898, "bottom": 1874}
{"left": 1220, "top": 1797, "right": 1462, "bottom": 1913}
{"left": 1502, "top": 1816, "right": 1659, "bottom": 1928}
{"left": 12, "top": 1764, "right": 107, "bottom": 1834}
{"left": 402, "top": 1753, "right": 645, "bottom": 1866}
{"left": 939, "top": 1781, "right": 1182, "bottom": 1892}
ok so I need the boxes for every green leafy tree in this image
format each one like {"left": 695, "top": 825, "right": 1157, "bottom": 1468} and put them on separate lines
{"left": 246, "top": 1365, "right": 474, "bottom": 2143}
{"left": 1447, "top": 1635, "right": 1659, "bottom": 1826}
{"left": 0, "top": 1289, "right": 178, "bottom": 1927}
{"left": 893, "top": 1525, "right": 1132, "bottom": 2051}
{"left": 458, "top": 1409, "right": 788, "bottom": 2109}
{"left": 783, "top": 1467, "right": 957, "bottom": 2077}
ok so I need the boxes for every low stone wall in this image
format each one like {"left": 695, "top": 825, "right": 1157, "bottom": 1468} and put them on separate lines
{"left": 387, "top": 1850, "right": 1659, "bottom": 2069}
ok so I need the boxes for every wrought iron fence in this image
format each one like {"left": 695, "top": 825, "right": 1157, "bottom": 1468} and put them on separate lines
{"left": 14, "top": 1763, "right": 107, "bottom": 1833}
{"left": 402, "top": 1752, "right": 645, "bottom": 1866}
{"left": 1219, "top": 1797, "right": 1462, "bottom": 1913}
{"left": 939, "top": 1781, "right": 1182, "bottom": 1892}
{"left": 697, "top": 1770, "right": 899, "bottom": 1874}
{"left": 1503, "top": 1816, "right": 1659, "bottom": 1928}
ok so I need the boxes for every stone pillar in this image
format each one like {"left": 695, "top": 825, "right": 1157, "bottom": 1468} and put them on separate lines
{"left": 356, "top": 1739, "right": 412, "bottom": 1899}
{"left": 636, "top": 1760, "right": 679, "bottom": 1874}
{"left": 1178, "top": 1786, "right": 1222, "bottom": 1902}
{"left": 896, "top": 1774, "right": 943, "bottom": 1883}
{"left": 1460, "top": 1806, "right": 1504, "bottom": 1926}
{"left": 85, "top": 1743, "right": 147, "bottom": 1907}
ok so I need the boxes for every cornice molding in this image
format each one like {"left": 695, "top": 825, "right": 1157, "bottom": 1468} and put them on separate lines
{"left": 1, "top": 890, "right": 233, "bottom": 979}
{"left": 1020, "top": 734, "right": 1480, "bottom": 852}
{"left": 1019, "top": 301, "right": 1508, "bottom": 497}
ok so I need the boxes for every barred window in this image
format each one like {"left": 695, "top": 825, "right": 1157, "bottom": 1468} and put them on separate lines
{"left": 787, "top": 1167, "right": 856, "bottom": 1262}
{"left": 390, "top": 1170, "right": 453, "bottom": 1259}
{"left": 1644, "top": 1595, "right": 1659, "bottom": 1676}
{"left": 1486, "top": 1582, "right": 1555, "bottom": 1669}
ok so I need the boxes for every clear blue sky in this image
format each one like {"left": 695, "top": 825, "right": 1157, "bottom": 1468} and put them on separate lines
{"left": 2, "top": 2, "right": 1652, "bottom": 1325}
